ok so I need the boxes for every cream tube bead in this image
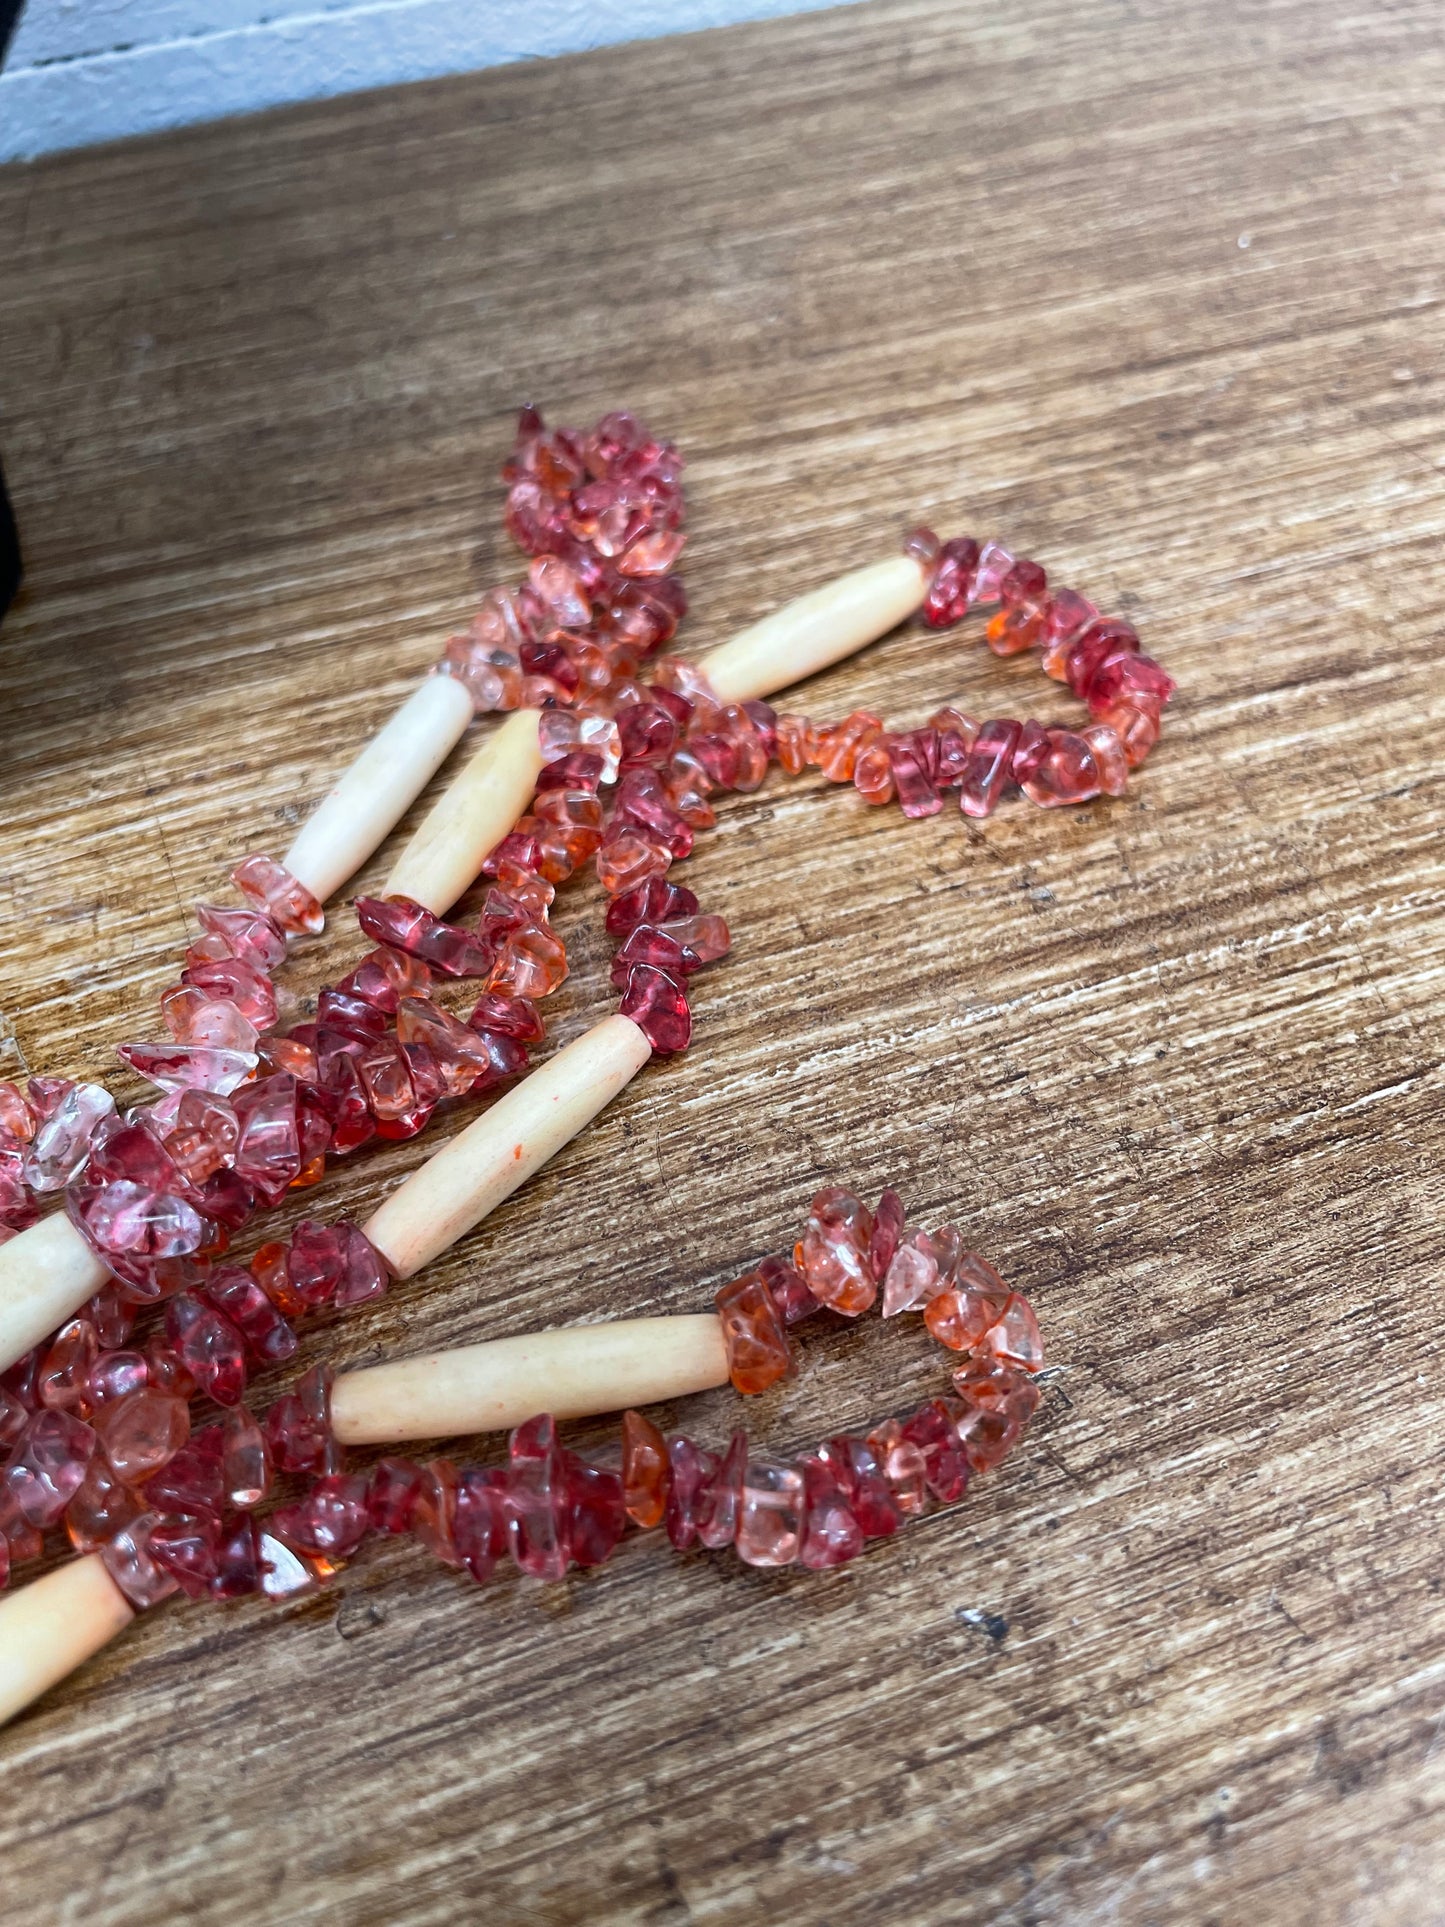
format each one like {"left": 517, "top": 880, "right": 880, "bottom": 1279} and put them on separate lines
{"left": 332, "top": 1313, "right": 729, "bottom": 1445}
{"left": 282, "top": 676, "right": 475, "bottom": 905}
{"left": 0, "top": 1212, "right": 110, "bottom": 1377}
{"left": 382, "top": 706, "right": 545, "bottom": 916}
{"left": 0, "top": 1553, "right": 134, "bottom": 1729}
{"left": 699, "top": 554, "right": 929, "bottom": 704}
{"left": 364, "top": 1013, "right": 653, "bottom": 1279}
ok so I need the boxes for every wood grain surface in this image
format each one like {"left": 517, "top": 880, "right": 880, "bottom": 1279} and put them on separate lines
{"left": 1, "top": 1, "right": 1443, "bottom": 1920}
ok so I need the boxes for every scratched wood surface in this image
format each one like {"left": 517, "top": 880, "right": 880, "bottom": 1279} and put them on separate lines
{"left": 1, "top": 1, "right": 1443, "bottom": 1920}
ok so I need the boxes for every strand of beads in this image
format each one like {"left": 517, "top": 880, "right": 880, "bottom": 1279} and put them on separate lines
{"left": 75, "top": 1184, "right": 1042, "bottom": 1609}
{"left": 0, "top": 408, "right": 700, "bottom": 1574}
{"left": 0, "top": 407, "right": 690, "bottom": 1258}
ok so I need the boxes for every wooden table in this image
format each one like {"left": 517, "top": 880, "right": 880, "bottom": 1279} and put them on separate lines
{"left": 1, "top": 1, "right": 1442, "bottom": 1919}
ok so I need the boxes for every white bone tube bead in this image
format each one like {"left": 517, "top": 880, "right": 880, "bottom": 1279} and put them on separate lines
{"left": 382, "top": 706, "right": 545, "bottom": 915}
{"left": 0, "top": 1212, "right": 110, "bottom": 1376}
{"left": 282, "top": 675, "right": 475, "bottom": 904}
{"left": 364, "top": 1013, "right": 653, "bottom": 1279}
{"left": 332, "top": 1313, "right": 729, "bottom": 1445}
{"left": 698, "top": 554, "right": 929, "bottom": 704}
{"left": 0, "top": 1553, "right": 134, "bottom": 1729}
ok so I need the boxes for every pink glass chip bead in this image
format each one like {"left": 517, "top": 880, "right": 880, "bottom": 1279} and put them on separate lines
{"left": 735, "top": 1460, "right": 804, "bottom": 1567}
{"left": 231, "top": 855, "right": 324, "bottom": 936}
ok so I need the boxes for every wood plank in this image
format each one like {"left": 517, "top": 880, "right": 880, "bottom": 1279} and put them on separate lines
{"left": 0, "top": 0, "right": 1442, "bottom": 1919}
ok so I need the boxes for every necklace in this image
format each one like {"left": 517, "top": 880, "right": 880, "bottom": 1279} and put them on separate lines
{"left": 0, "top": 404, "right": 1172, "bottom": 1723}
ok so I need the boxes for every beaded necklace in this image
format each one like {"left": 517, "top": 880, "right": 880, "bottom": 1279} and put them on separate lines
{"left": 0, "top": 405, "right": 1172, "bottom": 1720}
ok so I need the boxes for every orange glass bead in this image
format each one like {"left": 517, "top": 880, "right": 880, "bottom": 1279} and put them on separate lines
{"left": 252, "top": 1240, "right": 307, "bottom": 1318}
{"left": 485, "top": 922, "right": 568, "bottom": 1001}
{"left": 1097, "top": 700, "right": 1161, "bottom": 768}
{"left": 923, "top": 1287, "right": 1006, "bottom": 1353}
{"left": 816, "top": 711, "right": 884, "bottom": 784}
{"left": 775, "top": 714, "right": 811, "bottom": 776}
{"left": 795, "top": 1186, "right": 877, "bottom": 1317}
{"left": 596, "top": 830, "right": 671, "bottom": 897}
{"left": 852, "top": 743, "right": 895, "bottom": 805}
{"left": 1081, "top": 722, "right": 1129, "bottom": 795}
{"left": 621, "top": 1409, "right": 670, "bottom": 1528}
{"left": 715, "top": 1271, "right": 792, "bottom": 1395}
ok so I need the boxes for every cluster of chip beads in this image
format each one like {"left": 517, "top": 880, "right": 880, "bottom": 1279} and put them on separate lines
{"left": 66, "top": 1186, "right": 1041, "bottom": 1606}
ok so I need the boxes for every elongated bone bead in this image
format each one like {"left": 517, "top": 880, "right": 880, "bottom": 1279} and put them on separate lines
{"left": 283, "top": 676, "right": 475, "bottom": 904}
{"left": 382, "top": 706, "right": 545, "bottom": 915}
{"left": 0, "top": 1553, "right": 133, "bottom": 1729}
{"left": 332, "top": 1313, "right": 729, "bottom": 1445}
{"left": 698, "top": 555, "right": 929, "bottom": 703}
{"left": 363, "top": 1013, "right": 653, "bottom": 1278}
{"left": 0, "top": 1212, "right": 110, "bottom": 1377}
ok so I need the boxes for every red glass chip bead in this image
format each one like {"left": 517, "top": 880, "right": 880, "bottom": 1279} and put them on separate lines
{"left": 165, "top": 1293, "right": 248, "bottom": 1406}
{"left": 795, "top": 1187, "right": 877, "bottom": 1316}
{"left": 887, "top": 731, "right": 943, "bottom": 819}
{"left": 64, "top": 1453, "right": 141, "bottom": 1552}
{"left": 868, "top": 1189, "right": 904, "bottom": 1279}
{"left": 921, "top": 536, "right": 980, "bottom": 627}
{"left": 798, "top": 1455, "right": 864, "bottom": 1569}
{"left": 85, "top": 1347, "right": 149, "bottom": 1409}
{"left": 974, "top": 1292, "right": 1044, "bottom": 1372}
{"left": 180, "top": 956, "right": 278, "bottom": 1031}
{"left": 354, "top": 896, "right": 493, "bottom": 978}
{"left": 972, "top": 539, "right": 1017, "bottom": 602}
{"left": 147, "top": 1424, "right": 226, "bottom": 1520}
{"left": 817, "top": 1435, "right": 903, "bottom": 1540}
{"left": 696, "top": 1430, "right": 748, "bottom": 1551}
{"left": 619, "top": 964, "right": 691, "bottom": 1054}
{"left": 38, "top": 1317, "right": 98, "bottom": 1415}
{"left": 22, "top": 1082, "right": 115, "bottom": 1192}
{"left": 259, "top": 1531, "right": 326, "bottom": 1600}
{"left": 664, "top": 1434, "right": 717, "bottom": 1551}
{"left": 605, "top": 877, "right": 699, "bottom": 937}
{"left": 102, "top": 1512, "right": 181, "bottom": 1609}
{"left": 715, "top": 1271, "right": 792, "bottom": 1395}
{"left": 231, "top": 855, "right": 323, "bottom": 937}
{"left": 485, "top": 920, "right": 568, "bottom": 1001}
{"left": 756, "top": 1254, "right": 819, "bottom": 1326}
{"left": 951, "top": 1357, "right": 1041, "bottom": 1472}
{"left": 202, "top": 1266, "right": 297, "bottom": 1365}
{"left": 263, "top": 1366, "right": 335, "bottom": 1476}
{"left": 149, "top": 1514, "right": 223, "bottom": 1597}
{"left": 410, "top": 1459, "right": 461, "bottom": 1567}
{"left": 1018, "top": 728, "right": 1103, "bottom": 809}
{"left": 455, "top": 1468, "right": 509, "bottom": 1584}
{"left": 231, "top": 1074, "right": 304, "bottom": 1204}
{"left": 901, "top": 1400, "right": 971, "bottom": 1503}
{"left": 272, "top": 1473, "right": 372, "bottom": 1563}
{"left": 221, "top": 1403, "right": 271, "bottom": 1509}
{"left": 597, "top": 829, "right": 672, "bottom": 898}
{"left": 4, "top": 1408, "right": 96, "bottom": 1526}
{"left": 94, "top": 1388, "right": 189, "bottom": 1486}
{"left": 504, "top": 1415, "right": 570, "bottom": 1580}
{"left": 958, "top": 720, "right": 1022, "bottom": 819}
{"left": 212, "top": 1517, "right": 263, "bottom": 1599}
{"left": 565, "top": 1456, "right": 627, "bottom": 1568}
{"left": 621, "top": 1409, "right": 670, "bottom": 1528}
{"left": 867, "top": 1427, "right": 941, "bottom": 1520}
{"left": 985, "top": 558, "right": 1049, "bottom": 656}
{"left": 368, "top": 1457, "right": 425, "bottom": 1534}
